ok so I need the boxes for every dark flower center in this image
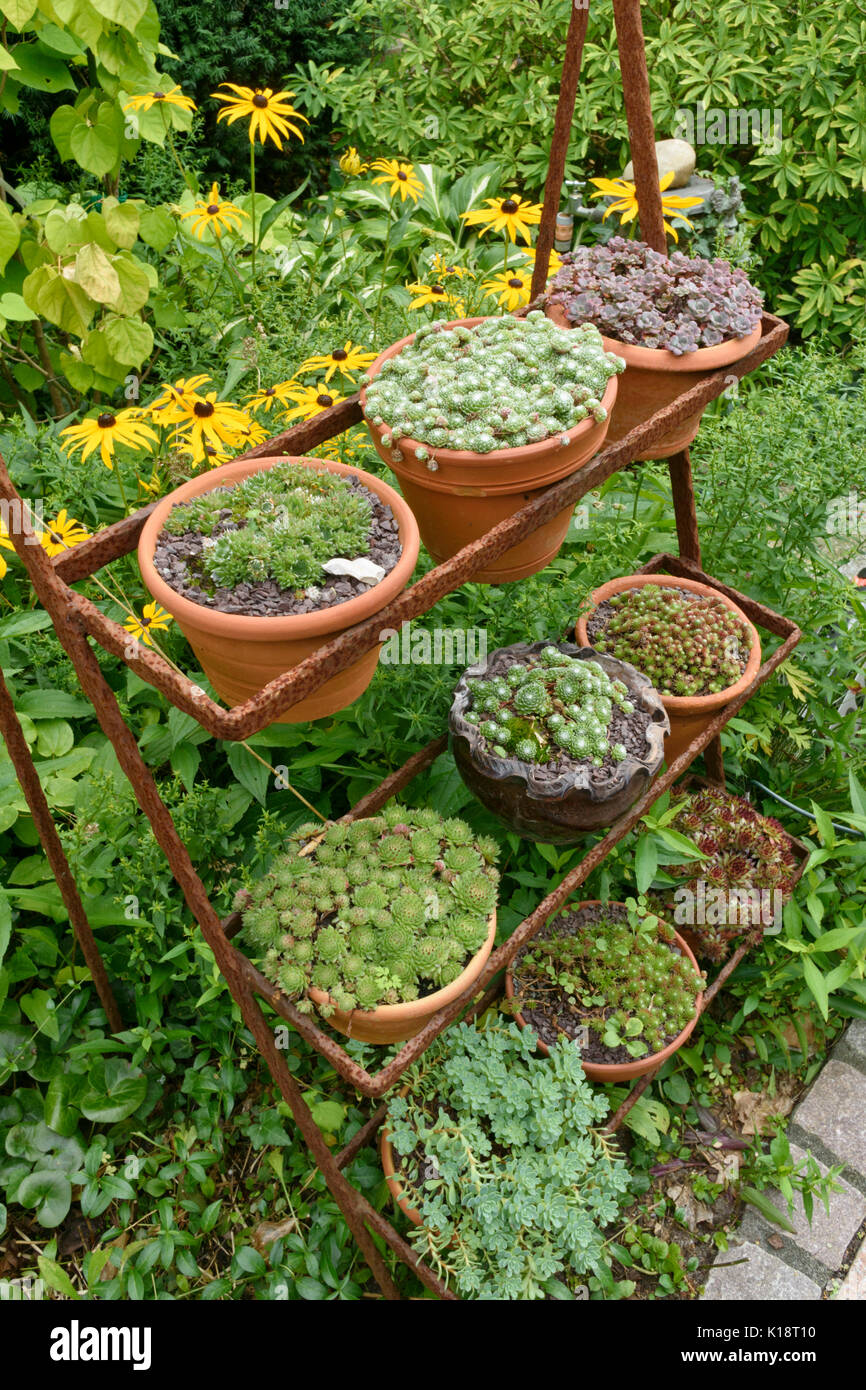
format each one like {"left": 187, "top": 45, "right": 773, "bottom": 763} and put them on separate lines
{"left": 206, "top": 204, "right": 220, "bottom": 215}
{"left": 508, "top": 277, "right": 523, "bottom": 288}
{"left": 332, "top": 348, "right": 348, "bottom": 360}
{"left": 397, "top": 170, "right": 407, "bottom": 180}
{"left": 431, "top": 284, "right": 445, "bottom": 294}
{"left": 152, "top": 91, "right": 165, "bottom": 100}
{"left": 501, "top": 198, "right": 519, "bottom": 214}
{"left": 141, "top": 616, "right": 151, "bottom": 626}
{"left": 193, "top": 402, "right": 215, "bottom": 418}
{"left": 316, "top": 393, "right": 334, "bottom": 408}
{"left": 252, "top": 93, "right": 269, "bottom": 108}
{"left": 97, "top": 413, "right": 116, "bottom": 428}
{"left": 264, "top": 387, "right": 275, "bottom": 396}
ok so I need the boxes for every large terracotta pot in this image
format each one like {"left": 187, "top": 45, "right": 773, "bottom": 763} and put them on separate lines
{"left": 380, "top": 1093, "right": 423, "bottom": 1227}
{"left": 138, "top": 455, "right": 420, "bottom": 724}
{"left": 308, "top": 910, "right": 496, "bottom": 1045}
{"left": 505, "top": 900, "right": 704, "bottom": 1082}
{"left": 575, "top": 574, "right": 761, "bottom": 767}
{"left": 360, "top": 318, "right": 618, "bottom": 583}
{"left": 449, "top": 641, "right": 668, "bottom": 842}
{"left": 546, "top": 302, "right": 762, "bottom": 460}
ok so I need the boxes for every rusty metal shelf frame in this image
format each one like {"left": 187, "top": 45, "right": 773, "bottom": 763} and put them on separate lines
{"left": 0, "top": 0, "right": 798, "bottom": 1300}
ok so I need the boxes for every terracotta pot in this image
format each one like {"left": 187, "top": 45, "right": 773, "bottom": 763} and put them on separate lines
{"left": 380, "top": 1092, "right": 423, "bottom": 1227}
{"left": 307, "top": 910, "right": 496, "bottom": 1045}
{"left": 138, "top": 455, "right": 420, "bottom": 724}
{"left": 546, "top": 302, "right": 762, "bottom": 460}
{"left": 449, "top": 641, "right": 668, "bottom": 842}
{"left": 575, "top": 574, "right": 762, "bottom": 768}
{"left": 505, "top": 900, "right": 704, "bottom": 1082}
{"left": 360, "top": 318, "right": 618, "bottom": 583}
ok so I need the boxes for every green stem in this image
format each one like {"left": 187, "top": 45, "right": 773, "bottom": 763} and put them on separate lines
{"left": 249, "top": 142, "right": 258, "bottom": 297}
{"left": 373, "top": 207, "right": 394, "bottom": 338}
{"left": 161, "top": 107, "right": 195, "bottom": 194}
{"left": 115, "top": 468, "right": 130, "bottom": 515}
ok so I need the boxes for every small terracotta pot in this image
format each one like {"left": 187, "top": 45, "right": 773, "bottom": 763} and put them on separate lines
{"left": 449, "top": 640, "right": 668, "bottom": 842}
{"left": 138, "top": 455, "right": 420, "bottom": 724}
{"left": 546, "top": 302, "right": 762, "bottom": 460}
{"left": 505, "top": 900, "right": 704, "bottom": 1082}
{"left": 360, "top": 318, "right": 618, "bottom": 583}
{"left": 380, "top": 1093, "right": 423, "bottom": 1227}
{"left": 575, "top": 574, "right": 762, "bottom": 768}
{"left": 308, "top": 910, "right": 496, "bottom": 1045}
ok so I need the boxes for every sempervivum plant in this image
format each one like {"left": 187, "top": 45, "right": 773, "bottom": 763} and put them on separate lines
{"left": 463, "top": 646, "right": 634, "bottom": 766}
{"left": 655, "top": 787, "right": 803, "bottom": 961}
{"left": 548, "top": 237, "right": 763, "bottom": 354}
{"left": 362, "top": 311, "right": 622, "bottom": 455}
{"left": 513, "top": 901, "right": 705, "bottom": 1060}
{"left": 161, "top": 461, "right": 372, "bottom": 592}
{"left": 236, "top": 803, "right": 499, "bottom": 1017}
{"left": 590, "top": 585, "right": 751, "bottom": 697}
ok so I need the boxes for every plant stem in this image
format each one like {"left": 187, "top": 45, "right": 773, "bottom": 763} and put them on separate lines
{"left": 249, "top": 141, "right": 258, "bottom": 298}
{"left": 373, "top": 206, "right": 394, "bottom": 338}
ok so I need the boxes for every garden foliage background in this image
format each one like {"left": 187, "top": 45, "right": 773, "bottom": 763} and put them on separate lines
{"left": 0, "top": 0, "right": 863, "bottom": 1299}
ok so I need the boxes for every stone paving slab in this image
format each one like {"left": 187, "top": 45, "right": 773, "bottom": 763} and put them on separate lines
{"left": 738, "top": 1144, "right": 866, "bottom": 1269}
{"left": 702, "top": 1240, "right": 822, "bottom": 1301}
{"left": 794, "top": 1060, "right": 866, "bottom": 1176}
{"left": 833, "top": 1239, "right": 866, "bottom": 1300}
{"left": 835, "top": 1019, "right": 866, "bottom": 1071}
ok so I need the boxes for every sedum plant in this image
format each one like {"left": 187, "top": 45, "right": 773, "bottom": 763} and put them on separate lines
{"left": 463, "top": 646, "right": 634, "bottom": 765}
{"left": 591, "top": 585, "right": 751, "bottom": 697}
{"left": 162, "top": 462, "right": 373, "bottom": 592}
{"left": 548, "top": 237, "right": 763, "bottom": 354}
{"left": 384, "top": 1019, "right": 631, "bottom": 1299}
{"left": 655, "top": 787, "right": 803, "bottom": 961}
{"left": 362, "top": 311, "right": 623, "bottom": 455}
{"left": 236, "top": 804, "right": 499, "bottom": 1017}
{"left": 513, "top": 901, "right": 705, "bottom": 1059}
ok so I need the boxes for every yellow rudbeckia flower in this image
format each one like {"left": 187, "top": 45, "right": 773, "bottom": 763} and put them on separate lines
{"left": 60, "top": 409, "right": 158, "bottom": 471}
{"left": 124, "top": 602, "right": 172, "bottom": 646}
{"left": 589, "top": 171, "right": 703, "bottom": 243}
{"left": 339, "top": 147, "right": 368, "bottom": 176}
{"left": 370, "top": 158, "right": 424, "bottom": 203}
{"left": 481, "top": 268, "right": 532, "bottom": 312}
{"left": 123, "top": 85, "right": 197, "bottom": 113}
{"left": 407, "top": 281, "right": 465, "bottom": 315}
{"left": 279, "top": 385, "right": 345, "bottom": 423}
{"left": 461, "top": 195, "right": 543, "bottom": 244}
{"left": 212, "top": 84, "right": 309, "bottom": 148}
{"left": 181, "top": 184, "right": 247, "bottom": 240}
{"left": 297, "top": 342, "right": 377, "bottom": 383}
{"left": 38, "top": 510, "right": 91, "bottom": 558}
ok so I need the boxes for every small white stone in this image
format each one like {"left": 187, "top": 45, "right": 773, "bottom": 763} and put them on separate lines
{"left": 322, "top": 557, "right": 386, "bottom": 584}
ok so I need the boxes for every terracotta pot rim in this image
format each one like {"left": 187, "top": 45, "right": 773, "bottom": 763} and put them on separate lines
{"left": 449, "top": 639, "right": 669, "bottom": 802}
{"left": 380, "top": 1093, "right": 423, "bottom": 1227}
{"left": 360, "top": 316, "right": 619, "bottom": 469}
{"left": 308, "top": 908, "right": 496, "bottom": 1029}
{"left": 138, "top": 455, "right": 421, "bottom": 640}
{"left": 504, "top": 898, "right": 704, "bottom": 1079}
{"left": 575, "top": 573, "right": 762, "bottom": 714}
{"left": 545, "top": 300, "right": 763, "bottom": 371}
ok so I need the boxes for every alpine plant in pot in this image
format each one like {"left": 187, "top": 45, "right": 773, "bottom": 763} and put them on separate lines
{"left": 546, "top": 238, "right": 764, "bottom": 459}
{"left": 138, "top": 455, "right": 420, "bottom": 723}
{"left": 360, "top": 312, "right": 623, "bottom": 583}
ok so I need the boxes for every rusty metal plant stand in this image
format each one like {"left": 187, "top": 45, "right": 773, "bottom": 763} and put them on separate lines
{"left": 0, "top": 1, "right": 799, "bottom": 1300}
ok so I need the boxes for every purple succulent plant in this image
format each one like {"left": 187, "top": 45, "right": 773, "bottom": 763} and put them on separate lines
{"left": 548, "top": 238, "right": 764, "bottom": 354}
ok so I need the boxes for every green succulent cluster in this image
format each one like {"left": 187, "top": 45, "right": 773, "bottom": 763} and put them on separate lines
{"left": 237, "top": 804, "right": 499, "bottom": 1018}
{"left": 161, "top": 462, "right": 373, "bottom": 592}
{"left": 362, "top": 312, "right": 623, "bottom": 455}
{"left": 592, "top": 585, "right": 751, "bottom": 697}
{"left": 462, "top": 646, "right": 634, "bottom": 766}
{"left": 517, "top": 905, "right": 704, "bottom": 1060}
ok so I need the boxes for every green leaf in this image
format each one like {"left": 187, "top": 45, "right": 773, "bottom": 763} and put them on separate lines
{"left": 21, "top": 987, "right": 60, "bottom": 1040}
{"left": 0, "top": 47, "right": 19, "bottom": 72}
{"left": 296, "top": 1275, "right": 327, "bottom": 1300}
{"left": 80, "top": 1059, "right": 147, "bottom": 1122}
{"left": 43, "top": 1073, "right": 80, "bottom": 1137}
{"left": 90, "top": 0, "right": 147, "bottom": 32}
{"left": 663, "top": 1072, "right": 691, "bottom": 1105}
{"left": 22, "top": 264, "right": 94, "bottom": 336}
{"left": 849, "top": 771, "right": 866, "bottom": 820}
{"left": 17, "top": 689, "right": 92, "bottom": 718}
{"left": 310, "top": 1099, "right": 345, "bottom": 1133}
{"left": 0, "top": 893, "right": 10, "bottom": 966}
{"left": 169, "top": 742, "right": 200, "bottom": 793}
{"left": 634, "top": 834, "right": 659, "bottom": 894}
{"left": 0, "top": 291, "right": 36, "bottom": 320}
{"left": 101, "top": 312, "right": 153, "bottom": 367}
{"left": 107, "top": 252, "right": 150, "bottom": 314}
{"left": 225, "top": 741, "right": 270, "bottom": 805}
{"left": 137, "top": 203, "right": 176, "bottom": 252}
{"left": 803, "top": 957, "right": 830, "bottom": 1021}
{"left": 0, "top": 0, "right": 38, "bottom": 26}
{"left": 0, "top": 203, "right": 20, "bottom": 276}
{"left": 0, "top": 610, "right": 52, "bottom": 638}
{"left": 17, "top": 1170, "right": 71, "bottom": 1227}
{"left": 739, "top": 1185, "right": 796, "bottom": 1234}
{"left": 35, "top": 718, "right": 75, "bottom": 759}
{"left": 102, "top": 197, "right": 140, "bottom": 250}
{"left": 234, "top": 1245, "right": 266, "bottom": 1277}
{"left": 6, "top": 42, "right": 74, "bottom": 94}
{"left": 73, "top": 242, "right": 121, "bottom": 304}
{"left": 51, "top": 100, "right": 125, "bottom": 177}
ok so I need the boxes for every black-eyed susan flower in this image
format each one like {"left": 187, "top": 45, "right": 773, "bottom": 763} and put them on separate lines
{"left": 124, "top": 602, "right": 172, "bottom": 646}
{"left": 38, "top": 510, "right": 91, "bottom": 558}
{"left": 61, "top": 409, "right": 158, "bottom": 471}
{"left": 370, "top": 158, "right": 423, "bottom": 203}
{"left": 461, "top": 195, "right": 544, "bottom": 244}
{"left": 181, "top": 184, "right": 247, "bottom": 240}
{"left": 211, "top": 84, "right": 308, "bottom": 148}
{"left": 148, "top": 374, "right": 212, "bottom": 421}
{"left": 0, "top": 520, "right": 15, "bottom": 580}
{"left": 339, "top": 147, "right": 368, "bottom": 176}
{"left": 407, "top": 281, "right": 465, "bottom": 314}
{"left": 123, "top": 85, "right": 197, "bottom": 114}
{"left": 297, "top": 341, "right": 377, "bottom": 383}
{"left": 481, "top": 268, "right": 532, "bottom": 312}
{"left": 176, "top": 395, "right": 253, "bottom": 465}
{"left": 589, "top": 171, "right": 702, "bottom": 243}
{"left": 429, "top": 253, "right": 474, "bottom": 280}
{"left": 245, "top": 380, "right": 300, "bottom": 414}
{"left": 520, "top": 245, "right": 564, "bottom": 278}
{"left": 280, "top": 385, "right": 345, "bottom": 423}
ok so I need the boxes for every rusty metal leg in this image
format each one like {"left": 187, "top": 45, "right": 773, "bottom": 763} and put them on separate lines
{"left": 0, "top": 663, "right": 123, "bottom": 1031}
{"left": 612, "top": 0, "right": 666, "bottom": 254}
{"left": 667, "top": 449, "right": 701, "bottom": 566}
{"left": 530, "top": 0, "right": 591, "bottom": 300}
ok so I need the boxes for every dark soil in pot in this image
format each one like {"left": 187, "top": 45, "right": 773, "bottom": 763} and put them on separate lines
{"left": 153, "top": 477, "right": 401, "bottom": 618}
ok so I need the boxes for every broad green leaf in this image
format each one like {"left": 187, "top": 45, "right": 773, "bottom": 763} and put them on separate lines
{"left": 137, "top": 203, "right": 175, "bottom": 252}
{"left": 17, "top": 1170, "right": 71, "bottom": 1227}
{"left": 35, "top": 718, "right": 74, "bottom": 759}
{"left": 0, "top": 610, "right": 51, "bottom": 638}
{"left": 90, "top": 0, "right": 147, "bottom": 28}
{"left": 43, "top": 1073, "right": 79, "bottom": 1137}
{"left": 20, "top": 987, "right": 60, "bottom": 1040}
{"left": 5, "top": 42, "right": 74, "bottom": 93}
{"left": 310, "top": 1099, "right": 345, "bottom": 1133}
{"left": 225, "top": 741, "right": 270, "bottom": 805}
{"left": 634, "top": 833, "right": 658, "bottom": 894}
{"left": 169, "top": 742, "right": 199, "bottom": 793}
{"left": 803, "top": 957, "right": 829, "bottom": 1021}
{"left": 0, "top": 0, "right": 38, "bottom": 24}
{"left": 849, "top": 770, "right": 866, "bottom": 820}
{"left": 107, "top": 251, "right": 149, "bottom": 314}
{"left": 0, "top": 203, "right": 19, "bottom": 276}
{"left": 22, "top": 264, "right": 93, "bottom": 336}
{"left": 73, "top": 241, "right": 121, "bottom": 304}
{"left": 59, "top": 351, "right": 95, "bottom": 392}
{"left": 102, "top": 196, "right": 140, "bottom": 249}
{"left": 0, "top": 892, "right": 10, "bottom": 966}
{"left": 0, "top": 291, "right": 36, "bottom": 320}
{"left": 811, "top": 925, "right": 865, "bottom": 953}
{"left": 0, "top": 46, "right": 19, "bottom": 71}
{"left": 739, "top": 1185, "right": 797, "bottom": 1234}
{"left": 101, "top": 312, "right": 152, "bottom": 367}
{"left": 51, "top": 100, "right": 125, "bottom": 176}
{"left": 37, "top": 1254, "right": 80, "bottom": 1297}
{"left": 18, "top": 689, "right": 92, "bottom": 718}
{"left": 80, "top": 1059, "right": 146, "bottom": 1122}
{"left": 80, "top": 326, "right": 125, "bottom": 380}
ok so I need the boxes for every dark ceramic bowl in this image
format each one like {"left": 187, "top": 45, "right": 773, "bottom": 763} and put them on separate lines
{"left": 449, "top": 641, "right": 669, "bottom": 842}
